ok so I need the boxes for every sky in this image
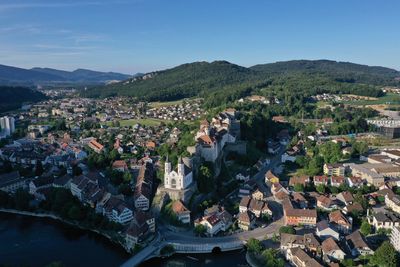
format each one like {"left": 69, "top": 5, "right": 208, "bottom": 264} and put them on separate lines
{"left": 0, "top": 0, "right": 399, "bottom": 74}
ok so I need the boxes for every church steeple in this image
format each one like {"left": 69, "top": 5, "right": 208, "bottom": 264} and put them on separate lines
{"left": 177, "top": 156, "right": 184, "bottom": 176}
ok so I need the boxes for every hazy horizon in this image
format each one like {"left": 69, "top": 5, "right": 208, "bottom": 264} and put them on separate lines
{"left": 2, "top": 58, "right": 400, "bottom": 76}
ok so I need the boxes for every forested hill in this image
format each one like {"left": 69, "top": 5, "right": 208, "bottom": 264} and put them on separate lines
{"left": 0, "top": 86, "right": 47, "bottom": 113}
{"left": 80, "top": 59, "right": 400, "bottom": 106}
{"left": 0, "top": 64, "right": 132, "bottom": 86}
{"left": 250, "top": 60, "right": 400, "bottom": 86}
{"left": 81, "top": 61, "right": 264, "bottom": 101}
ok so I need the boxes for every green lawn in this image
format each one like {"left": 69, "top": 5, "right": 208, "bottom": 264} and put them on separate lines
{"left": 148, "top": 99, "right": 185, "bottom": 108}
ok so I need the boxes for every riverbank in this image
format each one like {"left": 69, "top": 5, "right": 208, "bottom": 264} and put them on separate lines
{"left": 0, "top": 212, "right": 130, "bottom": 267}
{"left": 246, "top": 251, "right": 262, "bottom": 267}
{"left": 0, "top": 208, "right": 127, "bottom": 252}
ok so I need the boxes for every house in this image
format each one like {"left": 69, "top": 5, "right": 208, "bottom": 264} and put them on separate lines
{"left": 385, "top": 194, "right": 400, "bottom": 214}
{"left": 323, "top": 163, "right": 345, "bottom": 177}
{"left": 236, "top": 170, "right": 250, "bottom": 182}
{"left": 283, "top": 199, "right": 317, "bottom": 227}
{"left": 53, "top": 174, "right": 72, "bottom": 188}
{"left": 248, "top": 199, "right": 272, "bottom": 218}
{"left": 135, "top": 211, "right": 155, "bottom": 233}
{"left": 390, "top": 226, "right": 400, "bottom": 252}
{"left": 286, "top": 247, "right": 323, "bottom": 267}
{"left": 239, "top": 196, "right": 251, "bottom": 213}
{"left": 316, "top": 195, "right": 335, "bottom": 211}
{"left": 370, "top": 211, "right": 400, "bottom": 230}
{"left": 336, "top": 191, "right": 354, "bottom": 206}
{"left": 70, "top": 175, "right": 94, "bottom": 200}
{"left": 29, "top": 176, "right": 54, "bottom": 198}
{"left": 112, "top": 160, "right": 128, "bottom": 172}
{"left": 238, "top": 211, "right": 256, "bottom": 231}
{"left": 345, "top": 231, "right": 373, "bottom": 256}
{"left": 134, "top": 184, "right": 151, "bottom": 211}
{"left": 321, "top": 237, "right": 346, "bottom": 262}
{"left": 275, "top": 190, "right": 290, "bottom": 202}
{"left": 346, "top": 176, "right": 364, "bottom": 187}
{"left": 125, "top": 222, "right": 148, "bottom": 249}
{"left": 329, "top": 210, "right": 352, "bottom": 234}
{"left": 330, "top": 176, "right": 345, "bottom": 187}
{"left": 292, "top": 192, "right": 308, "bottom": 209}
{"left": 345, "top": 163, "right": 385, "bottom": 187}
{"left": 265, "top": 170, "right": 279, "bottom": 184}
{"left": 134, "top": 162, "right": 154, "bottom": 211}
{"left": 289, "top": 176, "right": 310, "bottom": 188}
{"left": 280, "top": 233, "right": 321, "bottom": 253}
{"left": 344, "top": 203, "right": 363, "bottom": 215}
{"left": 271, "top": 182, "right": 289, "bottom": 196}
{"left": 103, "top": 197, "right": 133, "bottom": 224}
{"left": 316, "top": 220, "right": 340, "bottom": 240}
{"left": 0, "top": 171, "right": 27, "bottom": 193}
{"left": 88, "top": 139, "right": 104, "bottom": 153}
{"left": 195, "top": 214, "right": 222, "bottom": 236}
{"left": 196, "top": 206, "right": 233, "bottom": 235}
{"left": 171, "top": 200, "right": 191, "bottom": 224}
{"left": 204, "top": 205, "right": 220, "bottom": 216}
{"left": 252, "top": 189, "right": 264, "bottom": 201}
{"left": 313, "top": 175, "right": 329, "bottom": 186}
{"left": 218, "top": 210, "right": 233, "bottom": 231}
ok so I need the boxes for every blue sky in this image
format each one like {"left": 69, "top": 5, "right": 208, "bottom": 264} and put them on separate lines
{"left": 0, "top": 0, "right": 399, "bottom": 74}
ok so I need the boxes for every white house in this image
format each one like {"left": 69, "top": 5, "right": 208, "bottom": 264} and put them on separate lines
{"left": 103, "top": 197, "right": 133, "bottom": 224}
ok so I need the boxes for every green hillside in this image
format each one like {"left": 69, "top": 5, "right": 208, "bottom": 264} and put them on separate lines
{"left": 81, "top": 61, "right": 267, "bottom": 100}
{"left": 81, "top": 60, "right": 400, "bottom": 107}
{"left": 0, "top": 86, "right": 47, "bottom": 113}
{"left": 251, "top": 59, "right": 400, "bottom": 86}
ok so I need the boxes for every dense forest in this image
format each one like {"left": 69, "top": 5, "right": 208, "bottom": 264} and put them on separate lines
{"left": 81, "top": 60, "right": 400, "bottom": 107}
{"left": 0, "top": 86, "right": 47, "bottom": 113}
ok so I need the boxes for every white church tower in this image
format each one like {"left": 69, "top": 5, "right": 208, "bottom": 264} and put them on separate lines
{"left": 164, "top": 156, "right": 193, "bottom": 190}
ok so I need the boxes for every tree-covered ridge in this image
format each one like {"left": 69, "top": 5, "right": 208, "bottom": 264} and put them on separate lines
{"left": 81, "top": 59, "right": 400, "bottom": 106}
{"left": 0, "top": 86, "right": 47, "bottom": 113}
{"left": 81, "top": 60, "right": 265, "bottom": 101}
{"left": 251, "top": 59, "right": 400, "bottom": 85}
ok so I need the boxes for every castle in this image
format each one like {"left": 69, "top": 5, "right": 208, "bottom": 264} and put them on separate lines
{"left": 195, "top": 108, "right": 240, "bottom": 162}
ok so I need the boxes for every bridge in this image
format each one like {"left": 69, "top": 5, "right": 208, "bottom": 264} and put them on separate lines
{"left": 120, "top": 216, "right": 283, "bottom": 267}
{"left": 120, "top": 238, "right": 245, "bottom": 267}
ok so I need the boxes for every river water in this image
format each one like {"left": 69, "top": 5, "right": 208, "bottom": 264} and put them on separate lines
{"left": 0, "top": 213, "right": 248, "bottom": 267}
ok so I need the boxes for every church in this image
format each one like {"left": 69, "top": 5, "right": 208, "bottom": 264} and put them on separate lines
{"left": 164, "top": 157, "right": 193, "bottom": 190}
{"left": 157, "top": 156, "right": 196, "bottom": 204}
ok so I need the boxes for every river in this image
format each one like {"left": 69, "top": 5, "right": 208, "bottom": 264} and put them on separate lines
{"left": 0, "top": 212, "right": 249, "bottom": 267}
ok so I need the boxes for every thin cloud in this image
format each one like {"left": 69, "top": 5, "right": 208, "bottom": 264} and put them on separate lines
{"left": 0, "top": 0, "right": 132, "bottom": 11}
{"left": 33, "top": 44, "right": 98, "bottom": 50}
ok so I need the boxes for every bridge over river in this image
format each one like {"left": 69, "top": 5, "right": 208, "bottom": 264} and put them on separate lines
{"left": 120, "top": 217, "right": 283, "bottom": 267}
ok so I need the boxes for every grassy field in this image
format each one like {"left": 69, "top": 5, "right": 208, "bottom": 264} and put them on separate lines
{"left": 340, "top": 93, "right": 400, "bottom": 106}
{"left": 148, "top": 99, "right": 185, "bottom": 108}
